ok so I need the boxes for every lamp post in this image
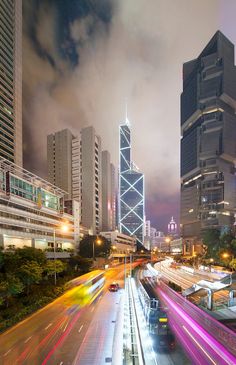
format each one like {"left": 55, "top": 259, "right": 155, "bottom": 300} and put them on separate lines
{"left": 53, "top": 222, "right": 69, "bottom": 285}
{"left": 93, "top": 237, "right": 102, "bottom": 262}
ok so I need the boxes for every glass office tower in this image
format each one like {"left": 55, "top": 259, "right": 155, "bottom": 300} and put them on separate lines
{"left": 0, "top": 0, "right": 22, "bottom": 166}
{"left": 119, "top": 120, "right": 145, "bottom": 245}
{"left": 181, "top": 31, "right": 236, "bottom": 239}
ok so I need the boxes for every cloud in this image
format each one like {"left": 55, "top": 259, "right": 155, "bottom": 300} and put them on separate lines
{"left": 23, "top": 0, "right": 236, "bottom": 231}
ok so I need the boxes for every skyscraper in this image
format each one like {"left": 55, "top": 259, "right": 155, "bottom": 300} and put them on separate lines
{"left": 0, "top": 0, "right": 22, "bottom": 166}
{"left": 72, "top": 126, "right": 102, "bottom": 234}
{"left": 101, "top": 150, "right": 112, "bottom": 231}
{"left": 181, "top": 31, "right": 236, "bottom": 240}
{"left": 119, "top": 119, "right": 145, "bottom": 245}
{"left": 110, "top": 162, "right": 117, "bottom": 230}
{"left": 47, "top": 129, "right": 74, "bottom": 199}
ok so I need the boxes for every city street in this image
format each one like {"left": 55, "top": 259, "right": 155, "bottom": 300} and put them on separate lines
{"left": 0, "top": 265, "right": 126, "bottom": 365}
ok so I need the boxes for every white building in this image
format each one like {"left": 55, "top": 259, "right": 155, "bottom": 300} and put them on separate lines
{"left": 100, "top": 231, "right": 135, "bottom": 255}
{"left": 72, "top": 126, "right": 102, "bottom": 234}
{"left": 0, "top": 0, "right": 22, "bottom": 166}
{"left": 47, "top": 129, "right": 75, "bottom": 199}
{"left": 0, "top": 159, "right": 79, "bottom": 254}
{"left": 101, "top": 152, "right": 116, "bottom": 231}
{"left": 110, "top": 163, "right": 116, "bottom": 231}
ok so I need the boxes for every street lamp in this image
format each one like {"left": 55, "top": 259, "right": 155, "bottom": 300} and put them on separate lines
{"left": 53, "top": 222, "right": 69, "bottom": 285}
{"left": 222, "top": 252, "right": 230, "bottom": 259}
{"left": 93, "top": 237, "right": 102, "bottom": 261}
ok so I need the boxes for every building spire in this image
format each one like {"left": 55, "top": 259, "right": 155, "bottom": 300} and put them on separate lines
{"left": 125, "top": 98, "right": 130, "bottom": 126}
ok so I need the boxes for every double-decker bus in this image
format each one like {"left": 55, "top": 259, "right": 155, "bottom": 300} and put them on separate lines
{"left": 65, "top": 271, "right": 105, "bottom": 307}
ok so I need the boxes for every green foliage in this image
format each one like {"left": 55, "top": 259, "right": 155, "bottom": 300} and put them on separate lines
{"left": 15, "top": 246, "right": 47, "bottom": 265}
{"left": 202, "top": 229, "right": 236, "bottom": 264}
{"left": 69, "top": 255, "right": 92, "bottom": 273}
{"left": 79, "top": 235, "right": 111, "bottom": 258}
{"left": 0, "top": 246, "right": 93, "bottom": 331}
{"left": 17, "top": 261, "right": 43, "bottom": 294}
{"left": 0, "top": 275, "right": 24, "bottom": 307}
{"left": 229, "top": 258, "right": 236, "bottom": 271}
{"left": 44, "top": 260, "right": 67, "bottom": 277}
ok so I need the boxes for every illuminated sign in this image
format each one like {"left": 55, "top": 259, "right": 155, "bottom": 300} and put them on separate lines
{"left": 159, "top": 318, "right": 168, "bottom": 323}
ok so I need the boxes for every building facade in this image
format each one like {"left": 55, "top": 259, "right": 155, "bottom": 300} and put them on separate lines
{"left": 168, "top": 216, "right": 178, "bottom": 237}
{"left": 100, "top": 231, "right": 136, "bottom": 255}
{"left": 72, "top": 126, "right": 102, "bottom": 234}
{"left": 119, "top": 120, "right": 145, "bottom": 245}
{"left": 101, "top": 150, "right": 112, "bottom": 231}
{"left": 0, "top": 158, "right": 79, "bottom": 253}
{"left": 47, "top": 129, "right": 74, "bottom": 199}
{"left": 0, "top": 0, "right": 22, "bottom": 166}
{"left": 110, "top": 163, "right": 116, "bottom": 231}
{"left": 181, "top": 31, "right": 236, "bottom": 239}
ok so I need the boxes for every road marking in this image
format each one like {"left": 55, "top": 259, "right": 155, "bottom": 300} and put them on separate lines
{"left": 45, "top": 323, "right": 52, "bottom": 330}
{"left": 3, "top": 349, "right": 12, "bottom": 356}
{"left": 78, "top": 325, "right": 83, "bottom": 333}
{"left": 24, "top": 336, "right": 32, "bottom": 343}
{"left": 91, "top": 307, "right": 95, "bottom": 312}
{"left": 63, "top": 321, "right": 69, "bottom": 332}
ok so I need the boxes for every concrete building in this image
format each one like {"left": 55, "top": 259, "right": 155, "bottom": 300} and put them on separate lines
{"left": 181, "top": 31, "right": 236, "bottom": 241}
{"left": 47, "top": 129, "right": 74, "bottom": 199}
{"left": 100, "top": 231, "right": 136, "bottom": 255}
{"left": 0, "top": 158, "right": 79, "bottom": 255}
{"left": 101, "top": 154, "right": 116, "bottom": 232}
{"left": 119, "top": 119, "right": 145, "bottom": 245}
{"left": 101, "top": 150, "right": 112, "bottom": 231}
{"left": 145, "top": 220, "right": 151, "bottom": 237}
{"left": 0, "top": 0, "right": 22, "bottom": 166}
{"left": 110, "top": 163, "right": 116, "bottom": 231}
{"left": 72, "top": 126, "right": 102, "bottom": 234}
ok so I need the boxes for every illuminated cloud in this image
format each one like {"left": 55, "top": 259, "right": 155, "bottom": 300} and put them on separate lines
{"left": 23, "top": 0, "right": 236, "bottom": 230}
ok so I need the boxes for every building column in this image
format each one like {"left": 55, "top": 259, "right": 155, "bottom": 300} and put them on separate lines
{"left": 32, "top": 238, "right": 35, "bottom": 248}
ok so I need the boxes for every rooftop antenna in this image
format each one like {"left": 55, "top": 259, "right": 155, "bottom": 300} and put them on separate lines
{"left": 125, "top": 98, "right": 130, "bottom": 126}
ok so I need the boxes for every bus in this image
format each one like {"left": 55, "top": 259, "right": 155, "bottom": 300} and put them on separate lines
{"left": 65, "top": 271, "right": 105, "bottom": 307}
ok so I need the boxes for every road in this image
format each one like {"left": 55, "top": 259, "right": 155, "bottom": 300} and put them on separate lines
{"left": 154, "top": 260, "right": 211, "bottom": 289}
{"left": 0, "top": 264, "right": 129, "bottom": 365}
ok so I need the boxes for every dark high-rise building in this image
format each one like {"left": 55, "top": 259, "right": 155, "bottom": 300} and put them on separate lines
{"left": 181, "top": 31, "right": 236, "bottom": 240}
{"left": 119, "top": 119, "right": 145, "bottom": 245}
{"left": 0, "top": 0, "right": 22, "bottom": 166}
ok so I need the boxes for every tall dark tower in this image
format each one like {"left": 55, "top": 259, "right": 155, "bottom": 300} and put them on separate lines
{"left": 119, "top": 118, "right": 145, "bottom": 245}
{"left": 181, "top": 31, "right": 236, "bottom": 241}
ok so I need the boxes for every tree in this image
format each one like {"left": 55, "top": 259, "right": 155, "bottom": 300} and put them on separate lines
{"left": 16, "top": 246, "right": 47, "bottom": 266}
{"left": 44, "top": 260, "right": 67, "bottom": 278}
{"left": 69, "top": 255, "right": 92, "bottom": 273}
{"left": 0, "top": 275, "right": 24, "bottom": 307}
{"left": 229, "top": 258, "right": 236, "bottom": 271}
{"left": 79, "top": 235, "right": 111, "bottom": 258}
{"left": 17, "top": 261, "right": 43, "bottom": 295}
{"left": 202, "top": 229, "right": 220, "bottom": 259}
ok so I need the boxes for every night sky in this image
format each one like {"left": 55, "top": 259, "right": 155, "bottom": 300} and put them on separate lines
{"left": 23, "top": 0, "right": 236, "bottom": 232}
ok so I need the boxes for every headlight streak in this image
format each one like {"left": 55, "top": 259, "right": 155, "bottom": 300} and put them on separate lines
{"left": 158, "top": 289, "right": 236, "bottom": 365}
{"left": 182, "top": 325, "right": 217, "bottom": 365}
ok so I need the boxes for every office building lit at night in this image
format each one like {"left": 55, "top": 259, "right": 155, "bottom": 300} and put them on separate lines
{"left": 119, "top": 117, "right": 145, "bottom": 245}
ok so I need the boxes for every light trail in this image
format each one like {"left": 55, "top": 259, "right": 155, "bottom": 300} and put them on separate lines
{"left": 41, "top": 310, "right": 83, "bottom": 365}
{"left": 158, "top": 288, "right": 236, "bottom": 365}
